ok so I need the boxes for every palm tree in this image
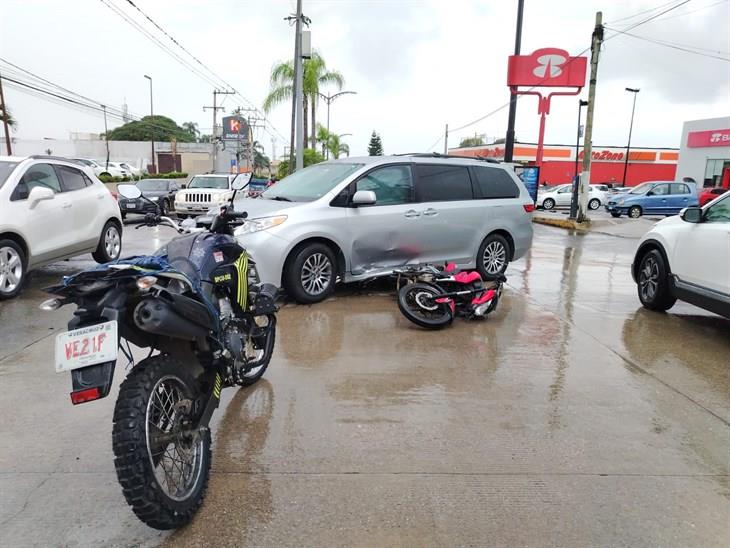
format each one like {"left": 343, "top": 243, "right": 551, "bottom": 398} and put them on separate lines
{"left": 304, "top": 54, "right": 344, "bottom": 149}
{"left": 182, "top": 121, "right": 200, "bottom": 140}
{"left": 251, "top": 140, "right": 270, "bottom": 175}
{"left": 316, "top": 124, "right": 331, "bottom": 158}
{"left": 327, "top": 133, "right": 350, "bottom": 159}
{"left": 263, "top": 52, "right": 344, "bottom": 152}
{"left": 0, "top": 106, "right": 17, "bottom": 130}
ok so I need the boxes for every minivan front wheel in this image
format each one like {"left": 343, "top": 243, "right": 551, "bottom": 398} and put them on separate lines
{"left": 477, "top": 234, "right": 510, "bottom": 280}
{"left": 284, "top": 243, "right": 337, "bottom": 304}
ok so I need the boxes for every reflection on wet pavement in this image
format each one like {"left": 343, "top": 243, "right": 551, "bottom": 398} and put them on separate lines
{"left": 1, "top": 224, "right": 728, "bottom": 547}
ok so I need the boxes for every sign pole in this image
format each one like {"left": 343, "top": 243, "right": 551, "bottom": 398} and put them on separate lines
{"left": 504, "top": 0, "right": 524, "bottom": 163}
{"left": 577, "top": 12, "right": 603, "bottom": 223}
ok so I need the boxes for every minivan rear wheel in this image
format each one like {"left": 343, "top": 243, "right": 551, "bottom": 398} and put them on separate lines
{"left": 284, "top": 243, "right": 337, "bottom": 304}
{"left": 477, "top": 234, "right": 510, "bottom": 280}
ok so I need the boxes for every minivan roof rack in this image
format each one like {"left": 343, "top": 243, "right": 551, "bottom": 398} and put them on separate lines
{"left": 395, "top": 152, "right": 501, "bottom": 164}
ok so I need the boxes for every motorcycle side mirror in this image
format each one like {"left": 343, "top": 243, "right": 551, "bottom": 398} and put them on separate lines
{"left": 232, "top": 172, "right": 252, "bottom": 191}
{"left": 118, "top": 184, "right": 142, "bottom": 199}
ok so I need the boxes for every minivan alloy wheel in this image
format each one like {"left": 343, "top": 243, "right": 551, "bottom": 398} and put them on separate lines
{"left": 0, "top": 246, "right": 23, "bottom": 294}
{"left": 300, "top": 252, "right": 333, "bottom": 296}
{"left": 483, "top": 241, "right": 507, "bottom": 275}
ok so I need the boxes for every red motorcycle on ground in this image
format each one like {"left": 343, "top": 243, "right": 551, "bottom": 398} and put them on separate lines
{"left": 393, "top": 263, "right": 505, "bottom": 329}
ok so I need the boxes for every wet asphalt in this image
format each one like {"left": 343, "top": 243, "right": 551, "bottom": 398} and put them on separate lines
{"left": 0, "top": 221, "right": 728, "bottom": 547}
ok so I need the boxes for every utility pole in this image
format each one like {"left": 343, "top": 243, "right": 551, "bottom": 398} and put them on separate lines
{"left": 504, "top": 0, "right": 524, "bottom": 163}
{"left": 0, "top": 71, "right": 12, "bottom": 155}
{"left": 143, "top": 75, "right": 155, "bottom": 174}
{"left": 204, "top": 89, "right": 233, "bottom": 172}
{"left": 577, "top": 11, "right": 603, "bottom": 223}
{"left": 622, "top": 87, "right": 640, "bottom": 187}
{"left": 285, "top": 0, "right": 306, "bottom": 173}
{"left": 443, "top": 124, "right": 449, "bottom": 155}
{"left": 102, "top": 104, "right": 110, "bottom": 170}
{"left": 570, "top": 99, "right": 588, "bottom": 219}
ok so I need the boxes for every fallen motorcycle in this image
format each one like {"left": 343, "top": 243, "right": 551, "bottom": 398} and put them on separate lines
{"left": 41, "top": 177, "right": 278, "bottom": 529}
{"left": 394, "top": 263, "right": 505, "bottom": 329}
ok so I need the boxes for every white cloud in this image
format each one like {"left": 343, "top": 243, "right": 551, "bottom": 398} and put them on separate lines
{"left": 1, "top": 0, "right": 728, "bottom": 158}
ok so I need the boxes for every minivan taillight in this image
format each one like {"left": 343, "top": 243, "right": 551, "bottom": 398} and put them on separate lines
{"left": 523, "top": 203, "right": 535, "bottom": 213}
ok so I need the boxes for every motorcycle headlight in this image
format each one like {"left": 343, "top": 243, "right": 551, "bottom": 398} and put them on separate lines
{"left": 234, "top": 215, "right": 288, "bottom": 236}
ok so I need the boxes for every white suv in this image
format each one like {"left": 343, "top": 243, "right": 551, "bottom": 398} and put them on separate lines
{"left": 74, "top": 158, "right": 128, "bottom": 178}
{"left": 632, "top": 193, "right": 730, "bottom": 318}
{"left": 174, "top": 173, "right": 240, "bottom": 216}
{"left": 0, "top": 156, "right": 123, "bottom": 299}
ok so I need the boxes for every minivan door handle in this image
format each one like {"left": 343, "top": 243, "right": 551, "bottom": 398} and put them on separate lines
{"left": 404, "top": 210, "right": 421, "bottom": 218}
{"left": 423, "top": 208, "right": 438, "bottom": 217}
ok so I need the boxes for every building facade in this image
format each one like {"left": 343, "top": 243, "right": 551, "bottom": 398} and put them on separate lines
{"left": 675, "top": 117, "right": 730, "bottom": 189}
{"left": 448, "top": 142, "right": 678, "bottom": 186}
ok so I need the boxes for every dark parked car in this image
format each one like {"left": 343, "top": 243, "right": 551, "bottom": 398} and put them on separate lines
{"left": 118, "top": 178, "right": 181, "bottom": 218}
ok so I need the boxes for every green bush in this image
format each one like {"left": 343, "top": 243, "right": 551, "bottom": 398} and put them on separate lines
{"left": 98, "top": 174, "right": 132, "bottom": 183}
{"left": 159, "top": 171, "right": 188, "bottom": 179}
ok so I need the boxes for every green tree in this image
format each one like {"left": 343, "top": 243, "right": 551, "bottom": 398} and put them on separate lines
{"left": 263, "top": 52, "right": 344, "bottom": 151}
{"left": 199, "top": 134, "right": 212, "bottom": 143}
{"left": 0, "top": 105, "right": 17, "bottom": 131}
{"left": 252, "top": 140, "right": 270, "bottom": 175}
{"left": 182, "top": 121, "right": 200, "bottom": 141}
{"left": 367, "top": 131, "right": 383, "bottom": 156}
{"left": 276, "top": 148, "right": 324, "bottom": 179}
{"left": 459, "top": 135, "right": 485, "bottom": 147}
{"left": 107, "top": 115, "right": 195, "bottom": 142}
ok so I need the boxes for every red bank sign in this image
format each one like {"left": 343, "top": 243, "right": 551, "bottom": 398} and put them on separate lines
{"left": 687, "top": 129, "right": 730, "bottom": 148}
{"left": 507, "top": 48, "right": 587, "bottom": 88}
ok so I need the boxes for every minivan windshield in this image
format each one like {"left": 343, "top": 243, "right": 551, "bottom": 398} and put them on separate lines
{"left": 188, "top": 176, "right": 229, "bottom": 189}
{"left": 262, "top": 162, "right": 363, "bottom": 202}
{"left": 137, "top": 179, "right": 168, "bottom": 191}
{"left": 0, "top": 161, "right": 19, "bottom": 189}
{"left": 629, "top": 182, "right": 656, "bottom": 195}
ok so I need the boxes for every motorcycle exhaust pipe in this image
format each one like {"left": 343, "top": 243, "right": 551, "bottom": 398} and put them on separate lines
{"left": 134, "top": 299, "right": 208, "bottom": 341}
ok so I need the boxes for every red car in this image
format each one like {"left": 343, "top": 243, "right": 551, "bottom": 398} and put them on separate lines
{"left": 699, "top": 187, "right": 728, "bottom": 206}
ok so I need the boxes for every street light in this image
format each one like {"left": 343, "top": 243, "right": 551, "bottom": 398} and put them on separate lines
{"left": 570, "top": 99, "right": 589, "bottom": 219}
{"left": 317, "top": 90, "right": 356, "bottom": 159}
{"left": 622, "top": 87, "right": 640, "bottom": 187}
{"left": 144, "top": 75, "right": 156, "bottom": 174}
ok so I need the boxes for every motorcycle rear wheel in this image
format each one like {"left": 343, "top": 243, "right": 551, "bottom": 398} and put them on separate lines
{"left": 397, "top": 283, "right": 453, "bottom": 329}
{"left": 112, "top": 354, "right": 211, "bottom": 530}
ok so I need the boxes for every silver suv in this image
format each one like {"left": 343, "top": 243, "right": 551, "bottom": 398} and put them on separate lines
{"left": 233, "top": 154, "right": 534, "bottom": 303}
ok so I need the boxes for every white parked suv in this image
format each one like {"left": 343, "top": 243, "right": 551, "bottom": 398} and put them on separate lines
{"left": 74, "top": 158, "right": 129, "bottom": 178}
{"left": 174, "top": 173, "right": 241, "bottom": 216}
{"left": 0, "top": 155, "right": 123, "bottom": 299}
{"left": 538, "top": 183, "right": 607, "bottom": 210}
{"left": 632, "top": 193, "right": 730, "bottom": 318}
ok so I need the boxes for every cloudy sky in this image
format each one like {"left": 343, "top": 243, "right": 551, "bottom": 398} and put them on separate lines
{"left": 1, "top": 0, "right": 728, "bottom": 159}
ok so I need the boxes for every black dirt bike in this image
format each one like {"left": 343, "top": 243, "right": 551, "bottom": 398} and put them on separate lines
{"left": 394, "top": 263, "right": 505, "bottom": 329}
{"left": 42, "top": 178, "right": 278, "bottom": 529}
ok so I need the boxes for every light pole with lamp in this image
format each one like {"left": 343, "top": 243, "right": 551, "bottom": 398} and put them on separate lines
{"left": 143, "top": 75, "right": 156, "bottom": 174}
{"left": 622, "top": 87, "right": 640, "bottom": 187}
{"left": 570, "top": 99, "right": 589, "bottom": 219}
{"left": 317, "top": 90, "right": 356, "bottom": 158}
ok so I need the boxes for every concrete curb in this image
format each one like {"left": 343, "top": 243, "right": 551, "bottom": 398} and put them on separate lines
{"left": 532, "top": 215, "right": 591, "bottom": 231}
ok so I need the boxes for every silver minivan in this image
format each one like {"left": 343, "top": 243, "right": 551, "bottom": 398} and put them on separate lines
{"left": 233, "top": 154, "right": 534, "bottom": 303}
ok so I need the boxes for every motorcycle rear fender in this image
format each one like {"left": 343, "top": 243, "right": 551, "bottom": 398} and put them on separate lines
{"left": 70, "top": 361, "right": 116, "bottom": 404}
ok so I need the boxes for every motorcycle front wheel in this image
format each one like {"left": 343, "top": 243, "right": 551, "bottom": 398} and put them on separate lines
{"left": 112, "top": 354, "right": 211, "bottom": 530}
{"left": 397, "top": 283, "right": 453, "bottom": 329}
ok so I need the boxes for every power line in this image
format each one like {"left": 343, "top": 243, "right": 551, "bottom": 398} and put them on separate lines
{"left": 606, "top": 0, "right": 687, "bottom": 25}
{"left": 605, "top": 27, "right": 730, "bottom": 60}
{"left": 635, "top": 0, "right": 728, "bottom": 24}
{"left": 103, "top": 0, "right": 287, "bottom": 142}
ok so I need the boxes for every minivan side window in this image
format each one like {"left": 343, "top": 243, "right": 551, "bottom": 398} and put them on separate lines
{"left": 415, "top": 164, "right": 473, "bottom": 202}
{"left": 670, "top": 183, "right": 690, "bottom": 195}
{"left": 55, "top": 165, "right": 89, "bottom": 192}
{"left": 11, "top": 163, "right": 62, "bottom": 201}
{"left": 354, "top": 165, "right": 414, "bottom": 205}
{"left": 472, "top": 166, "right": 520, "bottom": 199}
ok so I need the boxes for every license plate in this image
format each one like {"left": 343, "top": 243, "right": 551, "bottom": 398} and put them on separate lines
{"left": 55, "top": 321, "right": 118, "bottom": 373}
{"left": 127, "top": 203, "right": 136, "bottom": 209}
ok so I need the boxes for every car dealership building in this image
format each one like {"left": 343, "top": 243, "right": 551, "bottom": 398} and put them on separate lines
{"left": 675, "top": 116, "right": 730, "bottom": 189}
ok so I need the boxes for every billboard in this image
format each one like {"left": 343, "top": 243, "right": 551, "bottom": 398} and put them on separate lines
{"left": 221, "top": 116, "right": 250, "bottom": 143}
{"left": 507, "top": 48, "right": 587, "bottom": 88}
{"left": 687, "top": 128, "right": 730, "bottom": 148}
